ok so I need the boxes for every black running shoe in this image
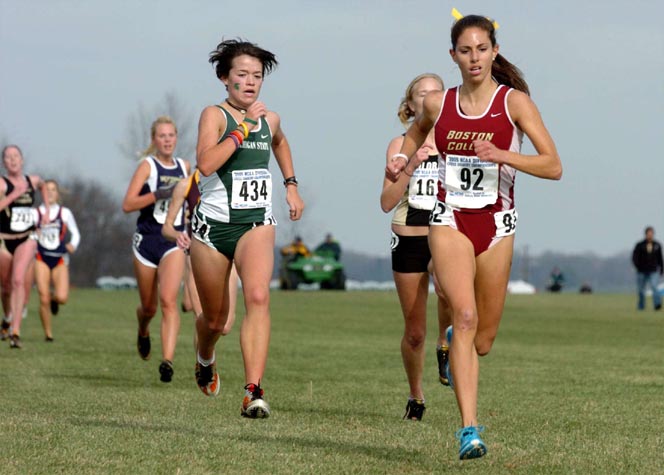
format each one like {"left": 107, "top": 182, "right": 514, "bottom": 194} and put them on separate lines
{"left": 137, "top": 334, "right": 151, "bottom": 360}
{"left": 159, "top": 360, "right": 174, "bottom": 383}
{"left": 195, "top": 361, "right": 220, "bottom": 396}
{"left": 0, "top": 320, "right": 9, "bottom": 341}
{"left": 45, "top": 336, "right": 54, "bottom": 342}
{"left": 403, "top": 398, "right": 426, "bottom": 421}
{"left": 437, "top": 345, "right": 450, "bottom": 386}
{"left": 50, "top": 299, "right": 59, "bottom": 316}
{"left": 9, "top": 334, "right": 22, "bottom": 349}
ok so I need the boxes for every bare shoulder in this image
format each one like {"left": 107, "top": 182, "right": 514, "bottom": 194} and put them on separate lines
{"left": 29, "top": 174, "right": 42, "bottom": 188}
{"left": 423, "top": 90, "right": 444, "bottom": 117}
{"left": 200, "top": 105, "right": 225, "bottom": 123}
{"left": 507, "top": 90, "right": 538, "bottom": 117}
{"left": 265, "top": 110, "right": 280, "bottom": 129}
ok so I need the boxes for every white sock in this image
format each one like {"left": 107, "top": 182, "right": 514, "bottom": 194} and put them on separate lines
{"left": 197, "top": 351, "right": 215, "bottom": 366}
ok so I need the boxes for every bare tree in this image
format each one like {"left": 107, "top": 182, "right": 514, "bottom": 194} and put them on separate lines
{"left": 57, "top": 177, "right": 135, "bottom": 286}
{"left": 118, "top": 91, "right": 197, "bottom": 163}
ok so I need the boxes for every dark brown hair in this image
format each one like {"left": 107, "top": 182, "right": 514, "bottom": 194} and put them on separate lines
{"left": 451, "top": 15, "right": 530, "bottom": 95}
{"left": 209, "top": 38, "right": 278, "bottom": 80}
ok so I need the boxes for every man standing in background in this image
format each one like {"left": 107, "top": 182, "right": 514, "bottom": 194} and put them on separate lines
{"left": 632, "top": 226, "right": 663, "bottom": 310}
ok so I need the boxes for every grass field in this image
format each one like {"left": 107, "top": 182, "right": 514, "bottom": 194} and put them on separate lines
{"left": 1, "top": 289, "right": 662, "bottom": 474}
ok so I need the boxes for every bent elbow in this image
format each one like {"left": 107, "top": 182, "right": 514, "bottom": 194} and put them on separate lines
{"left": 197, "top": 163, "right": 214, "bottom": 177}
{"left": 552, "top": 163, "right": 563, "bottom": 181}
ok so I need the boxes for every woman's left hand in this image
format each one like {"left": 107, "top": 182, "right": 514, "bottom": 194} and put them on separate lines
{"left": 473, "top": 140, "right": 505, "bottom": 164}
{"left": 286, "top": 187, "right": 304, "bottom": 221}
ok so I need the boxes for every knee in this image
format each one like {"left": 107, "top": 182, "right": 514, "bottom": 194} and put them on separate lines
{"left": 159, "top": 298, "right": 179, "bottom": 315}
{"left": 11, "top": 277, "right": 25, "bottom": 290}
{"left": 139, "top": 304, "right": 157, "bottom": 317}
{"left": 403, "top": 329, "right": 426, "bottom": 350}
{"left": 455, "top": 307, "right": 478, "bottom": 331}
{"left": 39, "top": 293, "right": 50, "bottom": 306}
{"left": 202, "top": 313, "right": 228, "bottom": 335}
{"left": 243, "top": 287, "right": 270, "bottom": 309}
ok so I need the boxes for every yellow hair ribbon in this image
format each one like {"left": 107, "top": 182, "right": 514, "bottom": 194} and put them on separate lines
{"left": 450, "top": 7, "right": 500, "bottom": 30}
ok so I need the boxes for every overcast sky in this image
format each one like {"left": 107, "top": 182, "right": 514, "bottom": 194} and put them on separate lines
{"left": 2, "top": 0, "right": 662, "bottom": 257}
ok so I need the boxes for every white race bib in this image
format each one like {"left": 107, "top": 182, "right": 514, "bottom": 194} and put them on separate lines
{"left": 408, "top": 165, "right": 437, "bottom": 211}
{"left": 38, "top": 223, "right": 61, "bottom": 250}
{"left": 494, "top": 209, "right": 518, "bottom": 237}
{"left": 153, "top": 198, "right": 182, "bottom": 225}
{"left": 10, "top": 207, "right": 35, "bottom": 232}
{"left": 444, "top": 154, "right": 498, "bottom": 209}
{"left": 231, "top": 169, "right": 272, "bottom": 209}
{"left": 429, "top": 200, "right": 455, "bottom": 226}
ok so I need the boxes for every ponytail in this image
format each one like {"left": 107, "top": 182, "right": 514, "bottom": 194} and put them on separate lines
{"left": 451, "top": 14, "right": 530, "bottom": 95}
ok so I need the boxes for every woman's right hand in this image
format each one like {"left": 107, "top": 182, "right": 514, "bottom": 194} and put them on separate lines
{"left": 245, "top": 101, "right": 267, "bottom": 129}
{"left": 407, "top": 143, "right": 433, "bottom": 173}
{"left": 176, "top": 231, "right": 191, "bottom": 251}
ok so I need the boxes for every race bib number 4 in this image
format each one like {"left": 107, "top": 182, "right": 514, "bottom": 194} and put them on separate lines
{"left": 408, "top": 166, "right": 437, "bottom": 211}
{"left": 10, "top": 207, "right": 35, "bottom": 232}
{"left": 153, "top": 197, "right": 183, "bottom": 226}
{"left": 444, "top": 154, "right": 498, "bottom": 209}
{"left": 231, "top": 169, "right": 272, "bottom": 209}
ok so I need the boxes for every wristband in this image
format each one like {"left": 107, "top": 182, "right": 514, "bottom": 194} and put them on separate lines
{"left": 391, "top": 153, "right": 408, "bottom": 163}
{"left": 404, "top": 169, "right": 413, "bottom": 177}
{"left": 228, "top": 133, "right": 240, "bottom": 149}
{"left": 237, "top": 122, "right": 249, "bottom": 139}
{"left": 229, "top": 129, "right": 244, "bottom": 144}
{"left": 244, "top": 118, "right": 258, "bottom": 126}
{"left": 283, "top": 176, "right": 298, "bottom": 187}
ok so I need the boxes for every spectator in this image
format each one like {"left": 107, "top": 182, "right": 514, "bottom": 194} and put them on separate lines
{"left": 546, "top": 266, "right": 564, "bottom": 292}
{"left": 632, "top": 226, "right": 663, "bottom": 310}
{"left": 315, "top": 233, "right": 341, "bottom": 261}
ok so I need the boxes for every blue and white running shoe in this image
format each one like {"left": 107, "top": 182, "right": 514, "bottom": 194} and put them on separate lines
{"left": 456, "top": 425, "right": 487, "bottom": 460}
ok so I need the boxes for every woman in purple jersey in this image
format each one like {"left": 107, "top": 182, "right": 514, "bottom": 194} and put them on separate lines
{"left": 122, "top": 116, "right": 189, "bottom": 383}
{"left": 388, "top": 13, "right": 561, "bottom": 459}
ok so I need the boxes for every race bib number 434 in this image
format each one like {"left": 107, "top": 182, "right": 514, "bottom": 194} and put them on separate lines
{"left": 444, "top": 154, "right": 498, "bottom": 209}
{"left": 231, "top": 169, "right": 272, "bottom": 209}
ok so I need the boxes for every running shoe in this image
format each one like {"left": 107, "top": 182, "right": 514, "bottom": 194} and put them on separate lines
{"left": 195, "top": 362, "right": 220, "bottom": 396}
{"left": 0, "top": 320, "right": 9, "bottom": 341}
{"left": 445, "top": 325, "right": 454, "bottom": 389}
{"left": 241, "top": 383, "right": 270, "bottom": 418}
{"left": 437, "top": 345, "right": 450, "bottom": 386}
{"left": 9, "top": 334, "right": 22, "bottom": 349}
{"left": 159, "top": 360, "right": 174, "bottom": 383}
{"left": 45, "top": 336, "right": 54, "bottom": 342}
{"left": 50, "top": 299, "right": 59, "bottom": 316}
{"left": 137, "top": 333, "right": 151, "bottom": 360}
{"left": 403, "top": 398, "right": 426, "bottom": 421}
{"left": 456, "top": 425, "right": 487, "bottom": 460}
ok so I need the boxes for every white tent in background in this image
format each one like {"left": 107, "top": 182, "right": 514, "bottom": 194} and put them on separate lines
{"left": 507, "top": 280, "right": 536, "bottom": 294}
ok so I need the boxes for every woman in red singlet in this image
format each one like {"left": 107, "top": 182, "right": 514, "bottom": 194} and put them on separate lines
{"left": 388, "top": 13, "right": 562, "bottom": 459}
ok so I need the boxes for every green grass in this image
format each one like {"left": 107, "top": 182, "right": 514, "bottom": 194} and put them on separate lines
{"left": 1, "top": 290, "right": 662, "bottom": 474}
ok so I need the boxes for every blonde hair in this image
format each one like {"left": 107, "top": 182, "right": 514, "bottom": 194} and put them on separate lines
{"left": 397, "top": 73, "right": 444, "bottom": 127}
{"left": 140, "top": 116, "right": 178, "bottom": 158}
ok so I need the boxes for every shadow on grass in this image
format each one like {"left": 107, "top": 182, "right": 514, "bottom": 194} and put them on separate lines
{"left": 69, "top": 417, "right": 425, "bottom": 464}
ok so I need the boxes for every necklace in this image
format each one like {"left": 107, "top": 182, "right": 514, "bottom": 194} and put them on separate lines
{"left": 225, "top": 100, "right": 246, "bottom": 114}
